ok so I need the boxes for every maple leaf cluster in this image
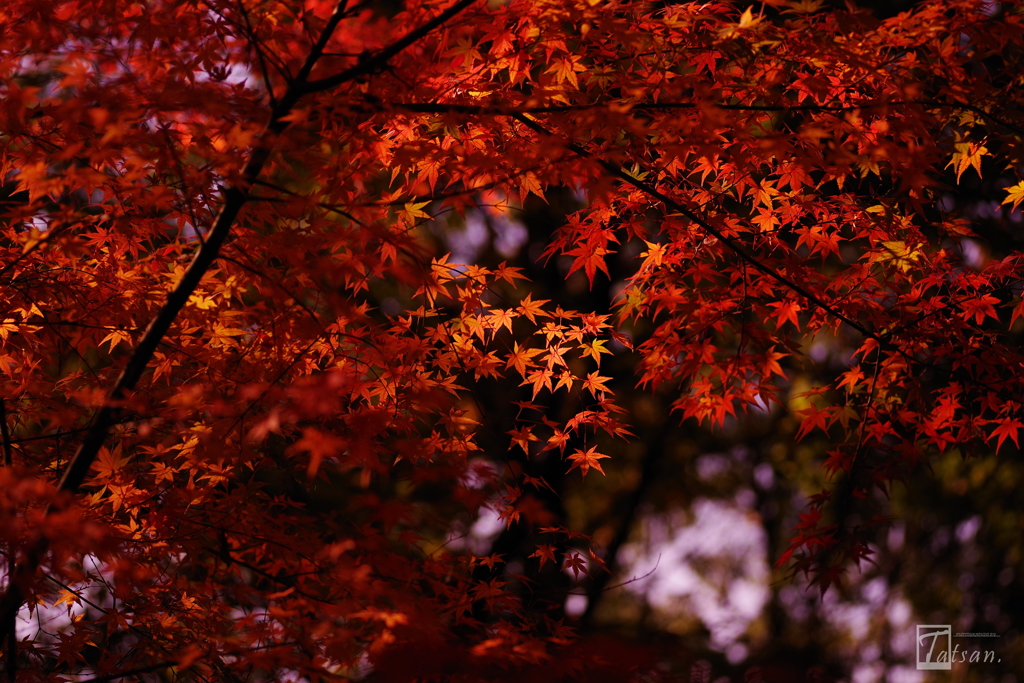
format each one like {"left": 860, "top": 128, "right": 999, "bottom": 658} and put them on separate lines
{"left": 0, "top": 0, "right": 1022, "bottom": 679}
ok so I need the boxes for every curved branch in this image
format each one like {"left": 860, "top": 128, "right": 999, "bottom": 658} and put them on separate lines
{"left": 508, "top": 112, "right": 1012, "bottom": 398}
{"left": 301, "top": 0, "right": 478, "bottom": 94}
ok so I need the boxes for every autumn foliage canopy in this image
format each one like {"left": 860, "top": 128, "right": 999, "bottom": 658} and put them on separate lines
{"left": 1, "top": 0, "right": 1023, "bottom": 679}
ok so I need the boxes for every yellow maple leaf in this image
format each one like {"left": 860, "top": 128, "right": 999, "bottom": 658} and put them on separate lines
{"left": 0, "top": 319, "right": 18, "bottom": 342}
{"left": 872, "top": 240, "right": 923, "bottom": 273}
{"left": 100, "top": 328, "right": 133, "bottom": 352}
{"left": 53, "top": 590, "right": 80, "bottom": 611}
{"left": 187, "top": 293, "right": 218, "bottom": 310}
{"left": 1002, "top": 180, "right": 1024, "bottom": 213}
{"left": 947, "top": 141, "right": 988, "bottom": 183}
{"left": 640, "top": 241, "right": 667, "bottom": 268}
{"left": 580, "top": 339, "right": 612, "bottom": 367}
{"left": 400, "top": 201, "right": 431, "bottom": 224}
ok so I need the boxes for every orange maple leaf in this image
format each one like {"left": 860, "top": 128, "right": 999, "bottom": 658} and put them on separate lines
{"left": 566, "top": 445, "right": 610, "bottom": 477}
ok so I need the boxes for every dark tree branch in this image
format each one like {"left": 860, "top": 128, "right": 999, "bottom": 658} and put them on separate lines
{"left": 0, "top": 0, "right": 477, "bottom": 648}
{"left": 508, "top": 112, "right": 1012, "bottom": 399}
{"left": 300, "top": 0, "right": 478, "bottom": 94}
{"left": 508, "top": 113, "right": 881, "bottom": 340}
